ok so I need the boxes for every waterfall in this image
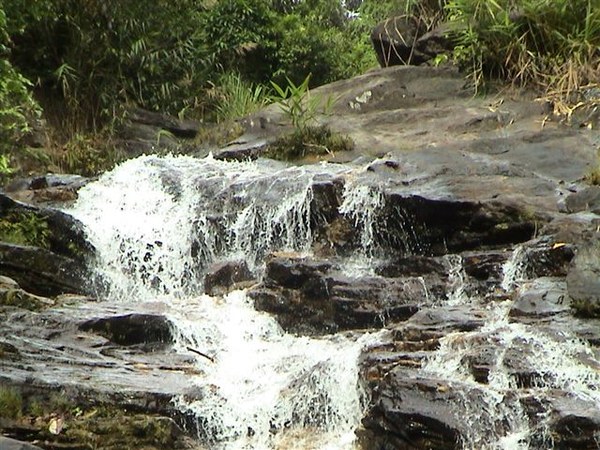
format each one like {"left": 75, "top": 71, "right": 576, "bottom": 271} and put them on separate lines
{"left": 422, "top": 245, "right": 600, "bottom": 449}
{"left": 68, "top": 154, "right": 379, "bottom": 449}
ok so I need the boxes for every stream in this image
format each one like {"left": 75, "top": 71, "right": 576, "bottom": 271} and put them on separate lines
{"left": 66, "top": 154, "right": 600, "bottom": 449}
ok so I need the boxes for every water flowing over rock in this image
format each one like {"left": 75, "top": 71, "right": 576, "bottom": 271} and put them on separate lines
{"left": 2, "top": 66, "right": 600, "bottom": 450}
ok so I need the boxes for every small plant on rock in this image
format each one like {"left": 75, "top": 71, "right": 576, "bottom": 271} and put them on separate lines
{"left": 268, "top": 74, "right": 352, "bottom": 160}
{"left": 585, "top": 164, "right": 600, "bottom": 185}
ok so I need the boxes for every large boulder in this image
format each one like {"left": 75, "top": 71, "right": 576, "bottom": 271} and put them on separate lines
{"left": 371, "top": 16, "right": 452, "bottom": 67}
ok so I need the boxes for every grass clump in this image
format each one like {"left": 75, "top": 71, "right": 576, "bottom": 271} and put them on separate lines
{"left": 266, "top": 74, "right": 352, "bottom": 160}
{"left": 0, "top": 385, "right": 22, "bottom": 419}
{"left": 267, "top": 124, "right": 354, "bottom": 161}
{"left": 212, "top": 72, "right": 271, "bottom": 123}
{"left": 585, "top": 165, "right": 600, "bottom": 185}
{"left": 445, "top": 0, "right": 600, "bottom": 110}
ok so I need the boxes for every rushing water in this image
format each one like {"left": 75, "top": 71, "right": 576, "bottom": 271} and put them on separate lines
{"left": 68, "top": 154, "right": 382, "bottom": 449}
{"left": 67, "top": 153, "right": 600, "bottom": 449}
{"left": 423, "top": 246, "right": 600, "bottom": 449}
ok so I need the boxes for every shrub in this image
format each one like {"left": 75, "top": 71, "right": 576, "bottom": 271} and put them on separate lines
{"left": 0, "top": 6, "right": 40, "bottom": 161}
{"left": 4, "top": 0, "right": 210, "bottom": 126}
{"left": 267, "top": 124, "right": 354, "bottom": 160}
{"left": 445, "top": 0, "right": 600, "bottom": 101}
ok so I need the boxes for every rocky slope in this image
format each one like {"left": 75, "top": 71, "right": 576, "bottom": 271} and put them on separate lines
{"left": 1, "top": 65, "right": 599, "bottom": 449}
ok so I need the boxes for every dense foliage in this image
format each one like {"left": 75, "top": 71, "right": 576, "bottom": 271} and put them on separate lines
{"left": 446, "top": 0, "right": 600, "bottom": 98}
{"left": 0, "top": 0, "right": 598, "bottom": 174}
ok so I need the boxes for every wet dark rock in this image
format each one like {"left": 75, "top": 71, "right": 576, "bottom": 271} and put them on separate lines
{"left": 461, "top": 251, "right": 507, "bottom": 281}
{"left": 375, "top": 255, "right": 448, "bottom": 278}
{"left": 382, "top": 195, "right": 538, "bottom": 255}
{"left": 567, "top": 236, "right": 600, "bottom": 318}
{"left": 79, "top": 313, "right": 174, "bottom": 347}
{"left": 522, "top": 240, "right": 576, "bottom": 278}
{"left": 0, "top": 242, "right": 89, "bottom": 297}
{"left": 359, "top": 372, "right": 463, "bottom": 450}
{"left": 545, "top": 395, "right": 600, "bottom": 449}
{"left": 250, "top": 255, "right": 436, "bottom": 334}
{"left": 213, "top": 138, "right": 268, "bottom": 161}
{"left": 204, "top": 260, "right": 255, "bottom": 295}
{"left": 263, "top": 255, "right": 334, "bottom": 290}
{"left": 400, "top": 306, "right": 487, "bottom": 338}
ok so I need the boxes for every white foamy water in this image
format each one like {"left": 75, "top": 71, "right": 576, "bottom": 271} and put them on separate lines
{"left": 70, "top": 154, "right": 350, "bottom": 301}
{"left": 422, "top": 246, "right": 600, "bottom": 449}
{"left": 171, "top": 290, "right": 382, "bottom": 450}
{"left": 68, "top": 154, "right": 380, "bottom": 449}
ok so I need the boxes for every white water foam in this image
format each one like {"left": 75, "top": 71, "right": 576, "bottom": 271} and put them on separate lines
{"left": 67, "top": 154, "right": 381, "bottom": 449}
{"left": 171, "top": 290, "right": 382, "bottom": 450}
{"left": 423, "top": 245, "right": 600, "bottom": 449}
{"left": 70, "top": 154, "right": 350, "bottom": 301}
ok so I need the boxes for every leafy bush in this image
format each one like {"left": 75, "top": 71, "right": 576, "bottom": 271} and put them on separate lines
{"left": 4, "top": 0, "right": 209, "bottom": 126}
{"left": 0, "top": 6, "right": 40, "bottom": 159}
{"left": 0, "top": 211, "right": 50, "bottom": 248}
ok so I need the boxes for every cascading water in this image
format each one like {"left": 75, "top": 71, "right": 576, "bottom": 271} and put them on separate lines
{"left": 422, "top": 246, "right": 600, "bottom": 449}
{"left": 68, "top": 154, "right": 381, "bottom": 449}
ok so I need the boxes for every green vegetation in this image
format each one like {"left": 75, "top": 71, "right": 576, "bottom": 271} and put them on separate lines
{"left": 270, "top": 75, "right": 331, "bottom": 130}
{"left": 445, "top": 0, "right": 600, "bottom": 101}
{"left": 586, "top": 165, "right": 600, "bottom": 185}
{"left": 267, "top": 124, "right": 354, "bottom": 160}
{"left": 572, "top": 297, "right": 600, "bottom": 319}
{"left": 0, "top": 385, "right": 22, "bottom": 419}
{"left": 0, "top": 211, "right": 50, "bottom": 248}
{"left": 0, "top": 387, "right": 183, "bottom": 449}
{"left": 0, "top": 0, "right": 597, "bottom": 176}
{"left": 213, "top": 72, "right": 271, "bottom": 122}
{"left": 267, "top": 75, "right": 353, "bottom": 160}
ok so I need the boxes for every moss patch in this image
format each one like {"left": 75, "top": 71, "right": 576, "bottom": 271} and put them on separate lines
{"left": 585, "top": 165, "right": 600, "bottom": 185}
{"left": 0, "top": 386, "right": 191, "bottom": 450}
{"left": 0, "top": 211, "right": 50, "bottom": 248}
{"left": 266, "top": 125, "right": 354, "bottom": 161}
{"left": 0, "top": 386, "right": 23, "bottom": 419}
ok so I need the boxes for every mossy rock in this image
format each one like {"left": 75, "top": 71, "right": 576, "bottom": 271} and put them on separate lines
{"left": 0, "top": 287, "right": 54, "bottom": 310}
{"left": 266, "top": 124, "right": 354, "bottom": 161}
{"left": 0, "top": 386, "right": 193, "bottom": 450}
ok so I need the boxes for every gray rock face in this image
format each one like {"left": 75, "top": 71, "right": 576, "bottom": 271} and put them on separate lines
{"left": 565, "top": 186, "right": 600, "bottom": 214}
{"left": 0, "top": 437, "right": 44, "bottom": 450}
{"left": 567, "top": 236, "right": 600, "bottom": 317}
